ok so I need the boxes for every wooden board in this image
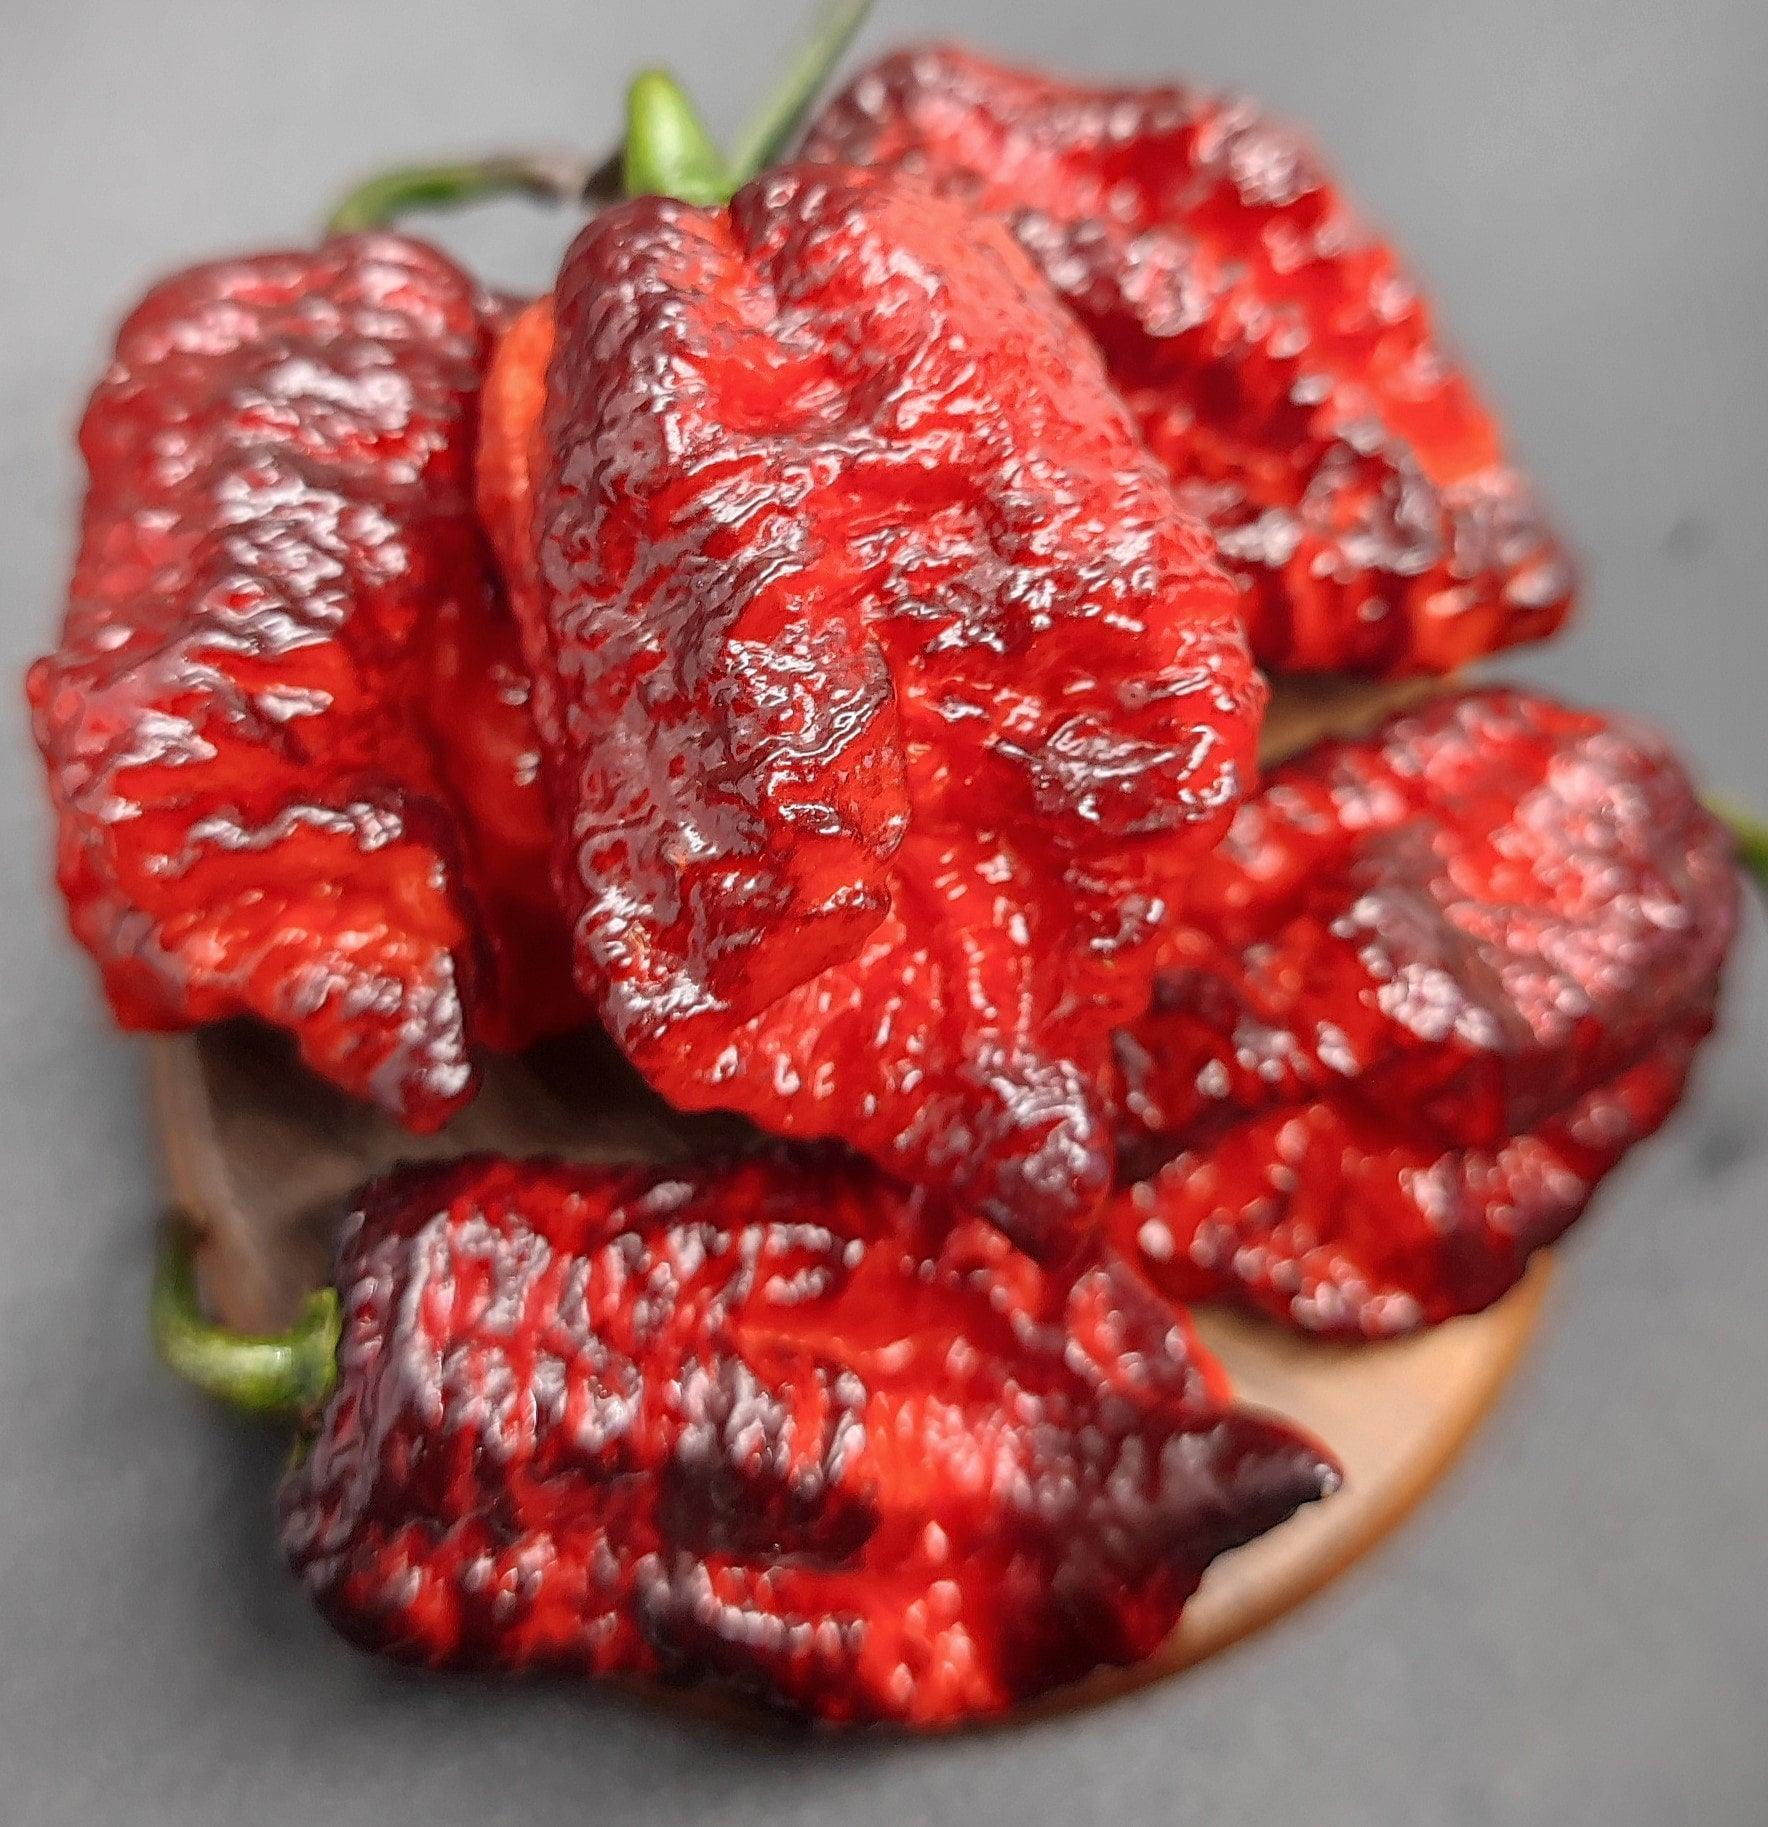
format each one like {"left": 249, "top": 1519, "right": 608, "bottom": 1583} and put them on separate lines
{"left": 150, "top": 1018, "right": 1548, "bottom": 1700}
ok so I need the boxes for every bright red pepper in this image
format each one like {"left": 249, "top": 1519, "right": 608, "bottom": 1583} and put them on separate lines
{"left": 476, "top": 166, "right": 1264, "bottom": 1251}
{"left": 805, "top": 46, "right": 1576, "bottom": 677}
{"left": 266, "top": 1151, "right": 1335, "bottom": 1724}
{"left": 1109, "top": 688, "right": 1738, "bottom": 1333}
{"left": 28, "top": 233, "right": 584, "bottom": 1127}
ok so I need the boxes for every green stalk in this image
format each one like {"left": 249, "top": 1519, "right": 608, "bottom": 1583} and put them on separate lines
{"left": 325, "top": 150, "right": 620, "bottom": 237}
{"left": 1709, "top": 797, "right": 1768, "bottom": 896}
{"left": 326, "top": 0, "right": 872, "bottom": 228}
{"left": 723, "top": 0, "right": 873, "bottom": 186}
{"left": 623, "top": 0, "right": 873, "bottom": 205}
{"left": 151, "top": 1232, "right": 339, "bottom": 1417}
{"left": 621, "top": 73, "right": 733, "bottom": 206}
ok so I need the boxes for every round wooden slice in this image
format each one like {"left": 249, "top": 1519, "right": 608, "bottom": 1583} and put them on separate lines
{"left": 149, "top": 1013, "right": 1549, "bottom": 1703}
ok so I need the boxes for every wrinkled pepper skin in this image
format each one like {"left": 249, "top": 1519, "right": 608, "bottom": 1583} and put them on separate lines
{"left": 479, "top": 166, "right": 1265, "bottom": 1251}
{"left": 28, "top": 234, "right": 582, "bottom": 1126}
{"left": 805, "top": 48, "right": 1576, "bottom": 677}
{"left": 279, "top": 1152, "right": 1335, "bottom": 1725}
{"left": 1110, "top": 689, "right": 1738, "bottom": 1334}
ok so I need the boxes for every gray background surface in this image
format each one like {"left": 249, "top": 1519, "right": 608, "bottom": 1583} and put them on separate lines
{"left": 3, "top": 3, "right": 1765, "bottom": 1822}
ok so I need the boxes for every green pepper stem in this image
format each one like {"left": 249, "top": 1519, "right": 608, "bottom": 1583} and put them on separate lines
{"left": 150, "top": 1231, "right": 340, "bottom": 1417}
{"left": 621, "top": 72, "right": 733, "bottom": 206}
{"left": 325, "top": 151, "right": 621, "bottom": 237}
{"left": 329, "top": 0, "right": 872, "bottom": 229}
{"left": 623, "top": 0, "right": 873, "bottom": 206}
{"left": 1709, "top": 796, "right": 1768, "bottom": 895}
{"left": 723, "top": 0, "right": 874, "bottom": 187}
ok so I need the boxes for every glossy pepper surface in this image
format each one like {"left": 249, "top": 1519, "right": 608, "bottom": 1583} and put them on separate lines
{"left": 1110, "top": 689, "right": 1738, "bottom": 1334}
{"left": 475, "top": 165, "right": 1265, "bottom": 1251}
{"left": 805, "top": 47, "right": 1576, "bottom": 677}
{"left": 278, "top": 1151, "right": 1336, "bottom": 1724}
{"left": 28, "top": 234, "right": 581, "bottom": 1126}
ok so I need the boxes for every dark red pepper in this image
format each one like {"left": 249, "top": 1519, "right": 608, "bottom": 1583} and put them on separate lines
{"left": 477, "top": 165, "right": 1265, "bottom": 1251}
{"left": 27, "top": 233, "right": 583, "bottom": 1127}
{"left": 805, "top": 47, "right": 1576, "bottom": 677}
{"left": 1109, "top": 688, "right": 1738, "bottom": 1334}
{"left": 153, "top": 1151, "right": 1335, "bottom": 1725}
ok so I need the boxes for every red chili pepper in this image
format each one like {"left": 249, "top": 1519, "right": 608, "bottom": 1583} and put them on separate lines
{"left": 27, "top": 233, "right": 584, "bottom": 1127}
{"left": 1109, "top": 688, "right": 1739, "bottom": 1334}
{"left": 151, "top": 1151, "right": 1334, "bottom": 1725}
{"left": 804, "top": 47, "right": 1576, "bottom": 677}
{"left": 476, "top": 164, "right": 1265, "bottom": 1251}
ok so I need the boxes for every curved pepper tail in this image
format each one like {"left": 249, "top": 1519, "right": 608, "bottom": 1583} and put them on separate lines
{"left": 151, "top": 1232, "right": 339, "bottom": 1418}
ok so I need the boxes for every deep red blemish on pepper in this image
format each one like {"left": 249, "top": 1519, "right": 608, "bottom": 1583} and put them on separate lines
{"left": 278, "top": 1151, "right": 1335, "bottom": 1725}
{"left": 422, "top": 590, "right": 585, "bottom": 1054}
{"left": 474, "top": 297, "right": 558, "bottom": 782}
{"left": 1108, "top": 688, "right": 1739, "bottom": 1334}
{"left": 805, "top": 47, "right": 1576, "bottom": 677}
{"left": 476, "top": 166, "right": 1265, "bottom": 1251}
{"left": 28, "top": 234, "right": 584, "bottom": 1125}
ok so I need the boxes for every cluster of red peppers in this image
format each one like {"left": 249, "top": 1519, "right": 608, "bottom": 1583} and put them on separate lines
{"left": 31, "top": 25, "right": 1754, "bottom": 1727}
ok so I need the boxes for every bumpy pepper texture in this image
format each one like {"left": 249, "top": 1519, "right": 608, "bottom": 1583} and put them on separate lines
{"left": 28, "top": 234, "right": 581, "bottom": 1127}
{"left": 1110, "top": 689, "right": 1738, "bottom": 1334}
{"left": 806, "top": 48, "right": 1576, "bottom": 677}
{"left": 279, "top": 1152, "right": 1336, "bottom": 1725}
{"left": 481, "top": 165, "right": 1264, "bottom": 1249}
